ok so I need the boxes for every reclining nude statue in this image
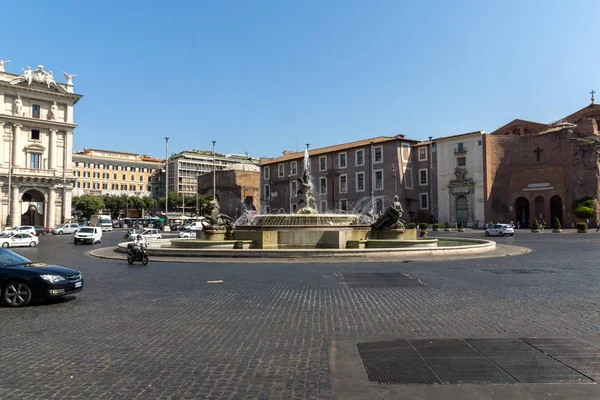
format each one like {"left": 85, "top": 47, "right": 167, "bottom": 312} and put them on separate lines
{"left": 371, "top": 195, "right": 405, "bottom": 231}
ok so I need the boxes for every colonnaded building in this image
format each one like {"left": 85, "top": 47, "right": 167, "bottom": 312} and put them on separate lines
{"left": 0, "top": 60, "right": 82, "bottom": 228}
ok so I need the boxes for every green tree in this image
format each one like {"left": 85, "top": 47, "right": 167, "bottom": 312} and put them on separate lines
{"left": 72, "top": 195, "right": 104, "bottom": 219}
{"left": 103, "top": 194, "right": 128, "bottom": 219}
{"left": 142, "top": 196, "right": 157, "bottom": 212}
{"left": 167, "top": 191, "right": 182, "bottom": 211}
{"left": 129, "top": 196, "right": 144, "bottom": 215}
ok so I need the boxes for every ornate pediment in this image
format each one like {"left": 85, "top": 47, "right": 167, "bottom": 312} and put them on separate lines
{"left": 449, "top": 166, "right": 475, "bottom": 186}
{"left": 23, "top": 143, "right": 46, "bottom": 153}
{"left": 9, "top": 65, "right": 67, "bottom": 94}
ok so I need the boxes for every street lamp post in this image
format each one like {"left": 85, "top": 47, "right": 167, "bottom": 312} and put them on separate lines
{"left": 61, "top": 132, "right": 67, "bottom": 223}
{"left": 428, "top": 136, "right": 433, "bottom": 223}
{"left": 288, "top": 173, "right": 292, "bottom": 214}
{"left": 164, "top": 137, "right": 170, "bottom": 231}
{"left": 212, "top": 140, "right": 216, "bottom": 198}
{"left": 6, "top": 124, "right": 13, "bottom": 227}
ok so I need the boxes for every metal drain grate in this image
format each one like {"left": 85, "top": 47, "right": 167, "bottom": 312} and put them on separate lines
{"left": 340, "top": 272, "right": 425, "bottom": 288}
{"left": 356, "top": 338, "right": 599, "bottom": 385}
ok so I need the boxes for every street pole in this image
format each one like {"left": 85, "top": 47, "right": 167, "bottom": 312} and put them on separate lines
{"left": 428, "top": 136, "right": 433, "bottom": 223}
{"left": 196, "top": 167, "right": 199, "bottom": 218}
{"left": 212, "top": 140, "right": 216, "bottom": 198}
{"left": 289, "top": 174, "right": 292, "bottom": 214}
{"left": 62, "top": 132, "right": 67, "bottom": 223}
{"left": 6, "top": 124, "right": 13, "bottom": 228}
{"left": 164, "top": 137, "right": 170, "bottom": 231}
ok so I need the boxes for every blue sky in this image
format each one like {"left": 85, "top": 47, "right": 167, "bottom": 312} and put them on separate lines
{"left": 2, "top": 0, "right": 598, "bottom": 159}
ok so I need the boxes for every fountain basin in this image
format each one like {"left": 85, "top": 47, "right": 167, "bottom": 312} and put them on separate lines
{"left": 347, "top": 239, "right": 438, "bottom": 249}
{"left": 251, "top": 213, "right": 358, "bottom": 226}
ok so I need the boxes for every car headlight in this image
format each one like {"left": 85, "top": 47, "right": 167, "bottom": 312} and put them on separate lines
{"left": 40, "top": 274, "right": 67, "bottom": 283}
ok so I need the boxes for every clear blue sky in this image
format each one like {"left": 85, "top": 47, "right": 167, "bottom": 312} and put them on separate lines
{"left": 2, "top": 0, "right": 598, "bottom": 159}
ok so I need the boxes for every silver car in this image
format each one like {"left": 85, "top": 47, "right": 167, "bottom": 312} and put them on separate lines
{"left": 485, "top": 224, "right": 515, "bottom": 237}
{"left": 52, "top": 223, "right": 80, "bottom": 235}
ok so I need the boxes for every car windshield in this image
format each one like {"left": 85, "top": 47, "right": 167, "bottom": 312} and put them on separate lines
{"left": 79, "top": 228, "right": 94, "bottom": 233}
{"left": 0, "top": 249, "right": 32, "bottom": 267}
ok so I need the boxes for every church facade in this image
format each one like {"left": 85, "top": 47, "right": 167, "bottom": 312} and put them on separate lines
{"left": 0, "top": 61, "right": 82, "bottom": 228}
{"left": 484, "top": 101, "right": 600, "bottom": 228}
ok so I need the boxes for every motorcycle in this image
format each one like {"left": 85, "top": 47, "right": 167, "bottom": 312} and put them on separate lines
{"left": 127, "top": 243, "right": 149, "bottom": 265}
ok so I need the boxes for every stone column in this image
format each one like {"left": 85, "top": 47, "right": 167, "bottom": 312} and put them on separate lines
{"left": 48, "top": 129, "right": 58, "bottom": 170}
{"left": 12, "top": 124, "right": 22, "bottom": 168}
{"left": 10, "top": 186, "right": 20, "bottom": 227}
{"left": 48, "top": 189, "right": 56, "bottom": 228}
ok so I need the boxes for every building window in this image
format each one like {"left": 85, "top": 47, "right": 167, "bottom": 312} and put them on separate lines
{"left": 75, "top": 162, "right": 79, "bottom": 167}
{"left": 29, "top": 153, "right": 40, "bottom": 169}
{"left": 419, "top": 169, "right": 428, "bottom": 185}
{"left": 405, "top": 168, "right": 413, "bottom": 189}
{"left": 139, "top": 185, "right": 144, "bottom": 191}
{"left": 418, "top": 147, "right": 427, "bottom": 161}
{"left": 31, "top": 129, "right": 40, "bottom": 141}
{"left": 320, "top": 200, "right": 327, "bottom": 213}
{"left": 131, "top": 175, "right": 135, "bottom": 181}
{"left": 122, "top": 174, "right": 126, "bottom": 180}
{"left": 338, "top": 152, "right": 347, "bottom": 169}
{"left": 84, "top": 171, "right": 90, "bottom": 178}
{"left": 457, "top": 157, "right": 466, "bottom": 166}
{"left": 32, "top": 104, "right": 41, "bottom": 118}
{"left": 374, "top": 169, "right": 383, "bottom": 190}
{"left": 291, "top": 181, "right": 297, "bottom": 197}
{"left": 401, "top": 142, "right": 411, "bottom": 162}
{"left": 374, "top": 146, "right": 383, "bottom": 163}
{"left": 112, "top": 183, "right": 118, "bottom": 190}
{"left": 356, "top": 172, "right": 365, "bottom": 192}
{"left": 75, "top": 182, "right": 80, "bottom": 188}
{"left": 93, "top": 183, "right": 99, "bottom": 190}
{"left": 121, "top": 184, "right": 126, "bottom": 190}
{"left": 84, "top": 182, "right": 90, "bottom": 189}
{"left": 264, "top": 184, "right": 271, "bottom": 199}
{"left": 339, "top": 174, "right": 347, "bottom": 193}
{"left": 102, "top": 183, "right": 108, "bottom": 189}
{"left": 478, "top": 140, "right": 482, "bottom": 146}
{"left": 264, "top": 166, "right": 271, "bottom": 180}
{"left": 319, "top": 156, "right": 327, "bottom": 171}
{"left": 457, "top": 142, "right": 464, "bottom": 152}
{"left": 355, "top": 149, "right": 364, "bottom": 166}
{"left": 319, "top": 177, "right": 327, "bottom": 194}
{"left": 420, "top": 193, "right": 429, "bottom": 210}
{"left": 139, "top": 176, "right": 143, "bottom": 181}
{"left": 113, "top": 173, "right": 117, "bottom": 179}
{"left": 74, "top": 171, "right": 79, "bottom": 177}
{"left": 94, "top": 164, "right": 99, "bottom": 169}
{"left": 290, "top": 161, "right": 297, "bottom": 176}
{"left": 130, "top": 184, "right": 135, "bottom": 191}
{"left": 278, "top": 163, "right": 284, "bottom": 178}
{"left": 340, "top": 199, "right": 348, "bottom": 211}
{"left": 93, "top": 172, "right": 99, "bottom": 178}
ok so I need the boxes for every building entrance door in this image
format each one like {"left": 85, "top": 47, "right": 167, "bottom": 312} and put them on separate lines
{"left": 21, "top": 190, "right": 45, "bottom": 226}
{"left": 455, "top": 196, "right": 468, "bottom": 226}
{"left": 515, "top": 197, "right": 529, "bottom": 228}
{"left": 550, "top": 195, "right": 563, "bottom": 226}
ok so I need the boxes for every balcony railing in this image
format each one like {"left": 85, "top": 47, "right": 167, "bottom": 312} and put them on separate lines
{"left": 454, "top": 146, "right": 468, "bottom": 154}
{"left": 13, "top": 168, "right": 62, "bottom": 177}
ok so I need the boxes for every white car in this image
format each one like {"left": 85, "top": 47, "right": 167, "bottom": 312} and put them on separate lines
{"left": 187, "top": 220, "right": 208, "bottom": 231}
{"left": 52, "top": 223, "right": 80, "bottom": 235}
{"left": 141, "top": 229, "right": 162, "bottom": 240}
{"left": 178, "top": 229, "right": 194, "bottom": 238}
{"left": 74, "top": 226, "right": 103, "bottom": 245}
{"left": 485, "top": 224, "right": 515, "bottom": 237}
{"left": 0, "top": 232, "right": 39, "bottom": 248}
{"left": 4, "top": 226, "right": 37, "bottom": 237}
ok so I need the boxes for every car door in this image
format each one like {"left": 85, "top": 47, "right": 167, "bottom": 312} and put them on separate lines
{"left": 12, "top": 234, "right": 27, "bottom": 247}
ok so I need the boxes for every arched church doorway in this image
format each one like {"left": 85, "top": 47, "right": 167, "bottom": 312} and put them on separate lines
{"left": 550, "top": 195, "right": 563, "bottom": 226}
{"left": 21, "top": 190, "right": 45, "bottom": 226}
{"left": 534, "top": 196, "right": 545, "bottom": 222}
{"left": 515, "top": 197, "right": 529, "bottom": 228}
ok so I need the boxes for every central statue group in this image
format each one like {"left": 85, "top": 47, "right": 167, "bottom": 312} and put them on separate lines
{"left": 371, "top": 195, "right": 406, "bottom": 231}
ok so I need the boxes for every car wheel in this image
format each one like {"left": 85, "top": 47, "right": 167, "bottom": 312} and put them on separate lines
{"left": 3, "top": 281, "right": 32, "bottom": 307}
{"left": 29, "top": 241, "right": 37, "bottom": 247}
{"left": 499, "top": 232, "right": 504, "bottom": 237}
{"left": 485, "top": 232, "right": 490, "bottom": 237}
{"left": 2, "top": 242, "right": 9, "bottom": 248}
{"left": 58, "top": 231, "right": 63, "bottom": 235}
{"left": 74, "top": 240, "right": 78, "bottom": 245}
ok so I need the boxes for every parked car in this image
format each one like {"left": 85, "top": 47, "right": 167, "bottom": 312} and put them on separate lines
{"left": 52, "top": 223, "right": 80, "bottom": 235}
{"left": 34, "top": 226, "right": 49, "bottom": 236}
{"left": 74, "top": 227, "right": 103, "bottom": 245}
{"left": 140, "top": 229, "right": 162, "bottom": 240}
{"left": 0, "top": 233, "right": 39, "bottom": 248}
{"left": 485, "top": 224, "right": 515, "bottom": 237}
{"left": 188, "top": 220, "right": 208, "bottom": 231}
{"left": 0, "top": 248, "right": 83, "bottom": 307}
{"left": 178, "top": 229, "right": 194, "bottom": 238}
{"left": 112, "top": 219, "right": 122, "bottom": 228}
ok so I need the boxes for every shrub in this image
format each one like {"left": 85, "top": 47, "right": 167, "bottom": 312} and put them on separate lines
{"left": 432, "top": 223, "right": 440, "bottom": 229}
{"left": 576, "top": 222, "right": 588, "bottom": 231}
{"left": 444, "top": 221, "right": 450, "bottom": 228}
{"left": 574, "top": 205, "right": 595, "bottom": 218}
{"left": 457, "top": 220, "right": 464, "bottom": 229}
{"left": 419, "top": 222, "right": 428, "bottom": 230}
{"left": 553, "top": 217, "right": 561, "bottom": 230}
{"left": 532, "top": 218, "right": 540, "bottom": 230}
{"left": 407, "top": 222, "right": 416, "bottom": 229}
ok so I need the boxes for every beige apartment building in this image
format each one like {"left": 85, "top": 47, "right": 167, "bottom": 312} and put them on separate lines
{"left": 72, "top": 149, "right": 164, "bottom": 197}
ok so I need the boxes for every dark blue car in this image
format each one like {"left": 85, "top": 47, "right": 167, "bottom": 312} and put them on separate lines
{"left": 0, "top": 249, "right": 84, "bottom": 307}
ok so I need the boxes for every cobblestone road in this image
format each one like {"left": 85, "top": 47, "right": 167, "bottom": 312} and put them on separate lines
{"left": 1, "top": 231, "right": 600, "bottom": 399}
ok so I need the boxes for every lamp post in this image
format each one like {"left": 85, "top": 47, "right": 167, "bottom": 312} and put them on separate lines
{"left": 61, "top": 132, "right": 67, "bottom": 223}
{"left": 212, "top": 140, "right": 216, "bottom": 198}
{"left": 164, "top": 137, "right": 170, "bottom": 231}
{"left": 428, "top": 136, "right": 433, "bottom": 223}
{"left": 288, "top": 173, "right": 293, "bottom": 214}
{"left": 6, "top": 124, "right": 13, "bottom": 227}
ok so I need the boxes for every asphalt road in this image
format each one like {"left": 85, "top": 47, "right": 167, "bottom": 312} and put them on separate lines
{"left": 1, "top": 230, "right": 600, "bottom": 399}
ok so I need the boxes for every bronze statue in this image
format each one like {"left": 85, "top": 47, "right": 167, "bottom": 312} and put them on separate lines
{"left": 371, "top": 195, "right": 405, "bottom": 230}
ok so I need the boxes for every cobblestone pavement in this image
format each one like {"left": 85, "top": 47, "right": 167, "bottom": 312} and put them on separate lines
{"left": 1, "top": 231, "right": 600, "bottom": 399}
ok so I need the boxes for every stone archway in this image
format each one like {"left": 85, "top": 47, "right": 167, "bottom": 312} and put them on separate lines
{"left": 515, "top": 197, "right": 529, "bottom": 228}
{"left": 21, "top": 190, "right": 45, "bottom": 226}
{"left": 534, "top": 196, "right": 545, "bottom": 221}
{"left": 550, "top": 195, "right": 563, "bottom": 226}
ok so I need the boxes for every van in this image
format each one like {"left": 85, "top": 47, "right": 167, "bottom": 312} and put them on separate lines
{"left": 74, "top": 226, "right": 103, "bottom": 244}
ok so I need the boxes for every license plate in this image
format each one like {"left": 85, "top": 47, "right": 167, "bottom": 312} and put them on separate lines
{"left": 74, "top": 281, "right": 83, "bottom": 288}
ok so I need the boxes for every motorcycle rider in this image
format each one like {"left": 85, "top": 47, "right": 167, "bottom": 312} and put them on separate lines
{"left": 132, "top": 234, "right": 147, "bottom": 259}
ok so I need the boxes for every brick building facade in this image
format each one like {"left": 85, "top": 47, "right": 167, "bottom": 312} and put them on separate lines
{"left": 485, "top": 103, "right": 600, "bottom": 228}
